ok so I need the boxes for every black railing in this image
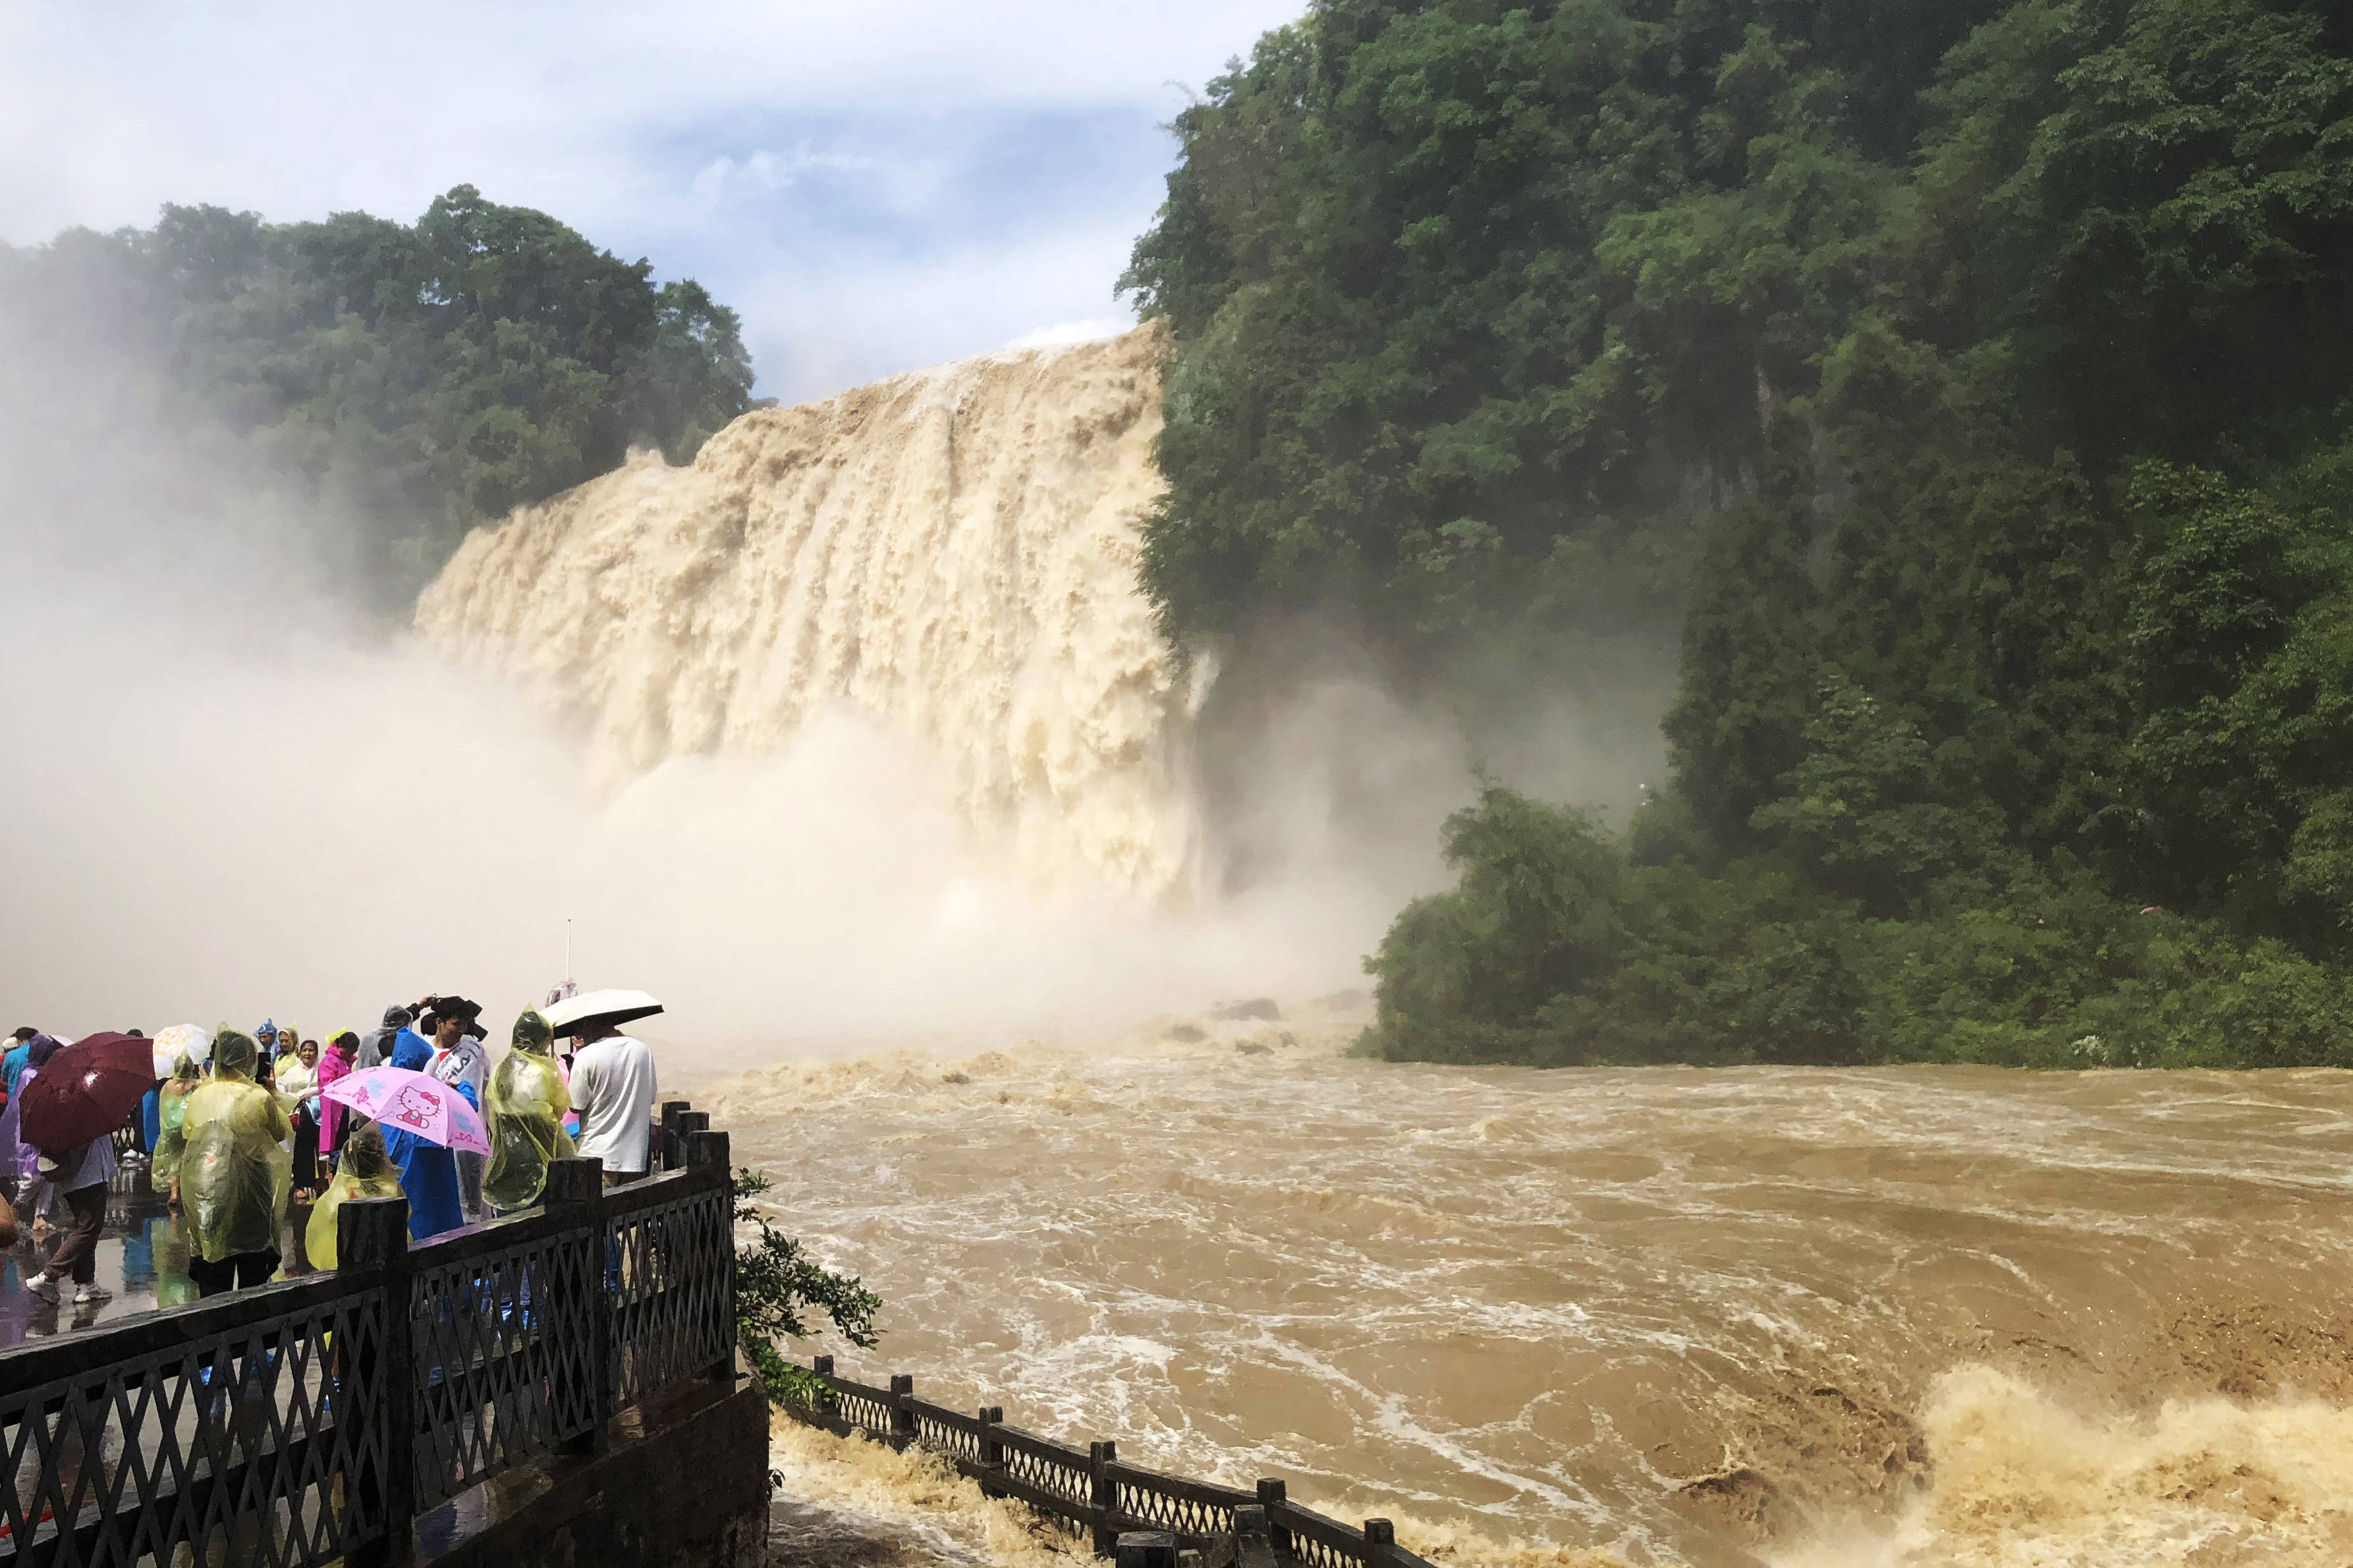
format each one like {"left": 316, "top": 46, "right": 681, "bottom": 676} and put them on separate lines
{"left": 0, "top": 1125, "right": 734, "bottom": 1567}
{"left": 782, "top": 1359, "right": 1438, "bottom": 1568}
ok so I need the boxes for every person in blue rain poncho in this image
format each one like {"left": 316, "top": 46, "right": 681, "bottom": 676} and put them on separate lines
{"left": 382, "top": 1027, "right": 472, "bottom": 1240}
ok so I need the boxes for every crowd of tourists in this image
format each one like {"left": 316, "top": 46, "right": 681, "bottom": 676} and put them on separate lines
{"left": 0, "top": 985, "right": 660, "bottom": 1322}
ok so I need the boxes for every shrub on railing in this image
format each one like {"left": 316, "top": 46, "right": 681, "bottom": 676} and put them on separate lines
{"left": 733, "top": 1166, "right": 881, "bottom": 1406}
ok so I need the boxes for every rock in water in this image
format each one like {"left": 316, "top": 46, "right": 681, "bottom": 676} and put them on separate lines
{"left": 414, "top": 325, "right": 1204, "bottom": 900}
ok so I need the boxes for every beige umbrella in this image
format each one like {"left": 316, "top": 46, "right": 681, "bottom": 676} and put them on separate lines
{"left": 541, "top": 988, "right": 664, "bottom": 1035}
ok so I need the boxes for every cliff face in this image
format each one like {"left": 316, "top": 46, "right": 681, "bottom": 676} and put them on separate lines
{"left": 415, "top": 324, "right": 1203, "bottom": 898}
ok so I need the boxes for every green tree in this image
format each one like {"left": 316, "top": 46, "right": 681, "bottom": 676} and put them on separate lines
{"left": 1144, "top": 0, "right": 2353, "bottom": 1068}
{"left": 734, "top": 1168, "right": 882, "bottom": 1407}
{"left": 3, "top": 186, "right": 759, "bottom": 604}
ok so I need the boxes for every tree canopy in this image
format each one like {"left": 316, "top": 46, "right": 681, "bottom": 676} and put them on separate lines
{"left": 3, "top": 185, "right": 756, "bottom": 601}
{"left": 1126, "top": 0, "right": 2353, "bottom": 1068}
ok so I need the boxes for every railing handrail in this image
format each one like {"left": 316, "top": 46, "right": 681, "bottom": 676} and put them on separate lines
{"left": 786, "top": 1357, "right": 1439, "bottom": 1568}
{"left": 1, "top": 1105, "right": 737, "bottom": 1568}
{"left": 0, "top": 1257, "right": 389, "bottom": 1389}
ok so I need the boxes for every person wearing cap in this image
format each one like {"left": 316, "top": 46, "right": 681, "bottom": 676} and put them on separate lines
{"left": 568, "top": 1014, "right": 657, "bottom": 1188}
{"left": 421, "top": 997, "right": 490, "bottom": 1222}
{"left": 2, "top": 1026, "right": 36, "bottom": 1102}
{"left": 358, "top": 1006, "right": 412, "bottom": 1071}
{"left": 420, "top": 998, "right": 488, "bottom": 1100}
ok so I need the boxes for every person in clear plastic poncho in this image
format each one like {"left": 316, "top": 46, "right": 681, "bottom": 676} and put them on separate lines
{"left": 482, "top": 1009, "right": 574, "bottom": 1213}
{"left": 304, "top": 1121, "right": 404, "bottom": 1270}
{"left": 149, "top": 1051, "right": 206, "bottom": 1195}
{"left": 179, "top": 1028, "right": 292, "bottom": 1295}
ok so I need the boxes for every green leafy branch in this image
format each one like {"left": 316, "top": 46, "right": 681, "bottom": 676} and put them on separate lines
{"left": 733, "top": 1168, "right": 881, "bottom": 1408}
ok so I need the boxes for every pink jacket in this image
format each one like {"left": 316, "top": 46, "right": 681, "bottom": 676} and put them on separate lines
{"left": 316, "top": 1042, "right": 354, "bottom": 1156}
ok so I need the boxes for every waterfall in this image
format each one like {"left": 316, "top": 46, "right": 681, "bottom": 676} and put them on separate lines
{"left": 414, "top": 324, "right": 1205, "bottom": 900}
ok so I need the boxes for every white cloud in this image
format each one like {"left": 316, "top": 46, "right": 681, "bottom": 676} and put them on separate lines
{"left": 0, "top": 1, "right": 1302, "bottom": 400}
{"left": 688, "top": 146, "right": 893, "bottom": 207}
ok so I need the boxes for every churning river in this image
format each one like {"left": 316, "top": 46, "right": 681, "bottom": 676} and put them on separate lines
{"left": 688, "top": 994, "right": 2353, "bottom": 1568}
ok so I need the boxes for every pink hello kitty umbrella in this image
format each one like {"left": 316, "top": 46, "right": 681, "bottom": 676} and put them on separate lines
{"left": 321, "top": 1066, "right": 491, "bottom": 1154}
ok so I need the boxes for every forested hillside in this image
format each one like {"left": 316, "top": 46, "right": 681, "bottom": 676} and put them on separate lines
{"left": 2, "top": 186, "right": 754, "bottom": 599}
{"left": 1123, "top": 0, "right": 2353, "bottom": 1068}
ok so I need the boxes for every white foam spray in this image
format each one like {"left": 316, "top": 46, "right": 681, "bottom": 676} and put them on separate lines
{"left": 414, "top": 324, "right": 1204, "bottom": 901}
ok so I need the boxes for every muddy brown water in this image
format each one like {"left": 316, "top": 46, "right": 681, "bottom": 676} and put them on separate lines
{"left": 695, "top": 997, "right": 2353, "bottom": 1567}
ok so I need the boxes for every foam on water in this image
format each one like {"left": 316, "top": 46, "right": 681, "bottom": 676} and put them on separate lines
{"left": 704, "top": 1011, "right": 2353, "bottom": 1566}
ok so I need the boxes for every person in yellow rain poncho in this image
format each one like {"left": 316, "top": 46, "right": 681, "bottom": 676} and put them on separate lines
{"left": 148, "top": 1052, "right": 205, "bottom": 1197}
{"left": 482, "top": 1008, "right": 574, "bottom": 1214}
{"left": 179, "top": 1029, "right": 292, "bottom": 1296}
{"left": 304, "top": 1122, "right": 404, "bottom": 1270}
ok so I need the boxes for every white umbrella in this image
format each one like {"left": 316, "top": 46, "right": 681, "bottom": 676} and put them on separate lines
{"left": 152, "top": 1022, "right": 213, "bottom": 1077}
{"left": 542, "top": 988, "right": 664, "bottom": 1035}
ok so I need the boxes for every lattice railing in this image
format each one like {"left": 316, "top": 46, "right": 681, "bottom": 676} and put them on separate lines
{"left": 0, "top": 1274, "right": 391, "bottom": 1567}
{"left": 994, "top": 1424, "right": 1092, "bottom": 1539}
{"left": 605, "top": 1177, "right": 733, "bottom": 1409}
{"left": 0, "top": 1117, "right": 739, "bottom": 1566}
{"left": 408, "top": 1213, "right": 602, "bottom": 1507}
{"left": 906, "top": 1399, "right": 984, "bottom": 1465}
{"left": 813, "top": 1373, "right": 900, "bottom": 1439}
{"left": 782, "top": 1357, "right": 1435, "bottom": 1567}
{"left": 1109, "top": 1461, "right": 1249, "bottom": 1539}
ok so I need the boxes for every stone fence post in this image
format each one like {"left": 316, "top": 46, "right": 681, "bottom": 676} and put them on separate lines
{"left": 547, "top": 1155, "right": 610, "bottom": 1453}
{"left": 685, "top": 1124, "right": 733, "bottom": 1379}
{"left": 1256, "top": 1478, "right": 1291, "bottom": 1559}
{"left": 890, "top": 1373, "right": 917, "bottom": 1446}
{"left": 1090, "top": 1440, "right": 1119, "bottom": 1555}
{"left": 978, "top": 1405, "right": 1005, "bottom": 1497}
{"left": 339, "top": 1195, "right": 413, "bottom": 1568}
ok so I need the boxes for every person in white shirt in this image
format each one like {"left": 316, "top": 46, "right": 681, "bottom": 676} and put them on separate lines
{"left": 568, "top": 1021, "right": 657, "bottom": 1187}
{"left": 419, "top": 997, "right": 491, "bottom": 1221}
{"left": 278, "top": 1039, "right": 323, "bottom": 1199}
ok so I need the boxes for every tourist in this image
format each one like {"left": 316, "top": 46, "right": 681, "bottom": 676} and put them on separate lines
{"left": 279, "top": 1037, "right": 323, "bottom": 1199}
{"left": 150, "top": 1052, "right": 204, "bottom": 1199}
{"left": 421, "top": 998, "right": 490, "bottom": 1219}
{"left": 483, "top": 1010, "right": 573, "bottom": 1212}
{"left": 421, "top": 998, "right": 488, "bottom": 1100}
{"left": 3, "top": 1025, "right": 37, "bottom": 1100}
{"left": 357, "top": 1004, "right": 412, "bottom": 1070}
{"left": 253, "top": 1018, "right": 281, "bottom": 1061}
{"left": 0, "top": 1026, "right": 34, "bottom": 1202}
{"left": 139, "top": 1073, "right": 162, "bottom": 1161}
{"left": 316, "top": 1030, "right": 356, "bottom": 1164}
{"left": 179, "top": 1029, "right": 292, "bottom": 1295}
{"left": 276, "top": 1037, "right": 317, "bottom": 1101}
{"left": 21, "top": 1116, "right": 116, "bottom": 1307}
{"left": 303, "top": 1121, "right": 404, "bottom": 1269}
{"left": 568, "top": 1013, "right": 657, "bottom": 1187}
{"left": 383, "top": 1026, "right": 468, "bottom": 1239}
{"left": 9, "top": 1034, "right": 63, "bottom": 1235}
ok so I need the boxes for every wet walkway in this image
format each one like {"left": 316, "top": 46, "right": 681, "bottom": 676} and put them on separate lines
{"left": 1, "top": 1159, "right": 320, "bottom": 1346}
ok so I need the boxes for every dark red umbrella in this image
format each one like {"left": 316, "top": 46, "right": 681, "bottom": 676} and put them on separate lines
{"left": 18, "top": 1033, "right": 154, "bottom": 1152}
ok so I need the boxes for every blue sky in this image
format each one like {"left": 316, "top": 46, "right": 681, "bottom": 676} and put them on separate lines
{"left": 0, "top": 1, "right": 1303, "bottom": 402}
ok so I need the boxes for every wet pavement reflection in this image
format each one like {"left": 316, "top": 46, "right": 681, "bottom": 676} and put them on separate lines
{"left": 1, "top": 1156, "right": 321, "bottom": 1346}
